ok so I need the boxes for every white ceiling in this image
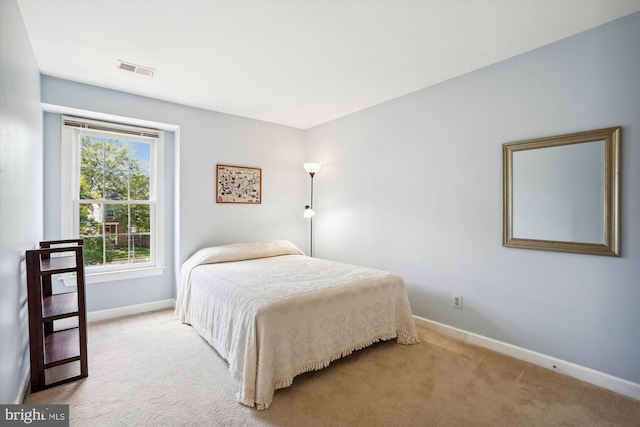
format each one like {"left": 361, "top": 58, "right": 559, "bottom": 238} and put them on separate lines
{"left": 17, "top": 0, "right": 640, "bottom": 129}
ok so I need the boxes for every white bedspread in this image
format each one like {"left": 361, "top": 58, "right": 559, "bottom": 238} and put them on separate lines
{"left": 176, "top": 241, "right": 419, "bottom": 409}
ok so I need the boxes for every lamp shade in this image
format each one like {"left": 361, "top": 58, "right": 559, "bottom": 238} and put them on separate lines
{"left": 303, "top": 163, "right": 322, "bottom": 174}
{"left": 303, "top": 206, "right": 315, "bottom": 218}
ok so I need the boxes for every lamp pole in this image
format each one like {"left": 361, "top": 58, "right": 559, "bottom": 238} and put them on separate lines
{"left": 309, "top": 172, "right": 315, "bottom": 257}
{"left": 303, "top": 163, "right": 321, "bottom": 257}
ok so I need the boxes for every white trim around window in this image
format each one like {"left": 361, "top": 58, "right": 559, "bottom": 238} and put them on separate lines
{"left": 61, "top": 116, "right": 165, "bottom": 284}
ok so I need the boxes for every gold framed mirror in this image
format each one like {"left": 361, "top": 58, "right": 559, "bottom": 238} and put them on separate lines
{"left": 503, "top": 127, "right": 620, "bottom": 256}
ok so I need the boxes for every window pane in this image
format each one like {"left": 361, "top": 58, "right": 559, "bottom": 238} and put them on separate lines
{"left": 132, "top": 234, "right": 151, "bottom": 263}
{"left": 80, "top": 136, "right": 104, "bottom": 200}
{"left": 104, "top": 139, "right": 129, "bottom": 171}
{"left": 103, "top": 204, "right": 128, "bottom": 266}
{"left": 130, "top": 141, "right": 151, "bottom": 200}
{"left": 130, "top": 204, "right": 150, "bottom": 232}
{"left": 101, "top": 139, "right": 128, "bottom": 200}
{"left": 104, "top": 204, "right": 128, "bottom": 234}
{"left": 79, "top": 203, "right": 103, "bottom": 236}
{"left": 104, "top": 169, "right": 129, "bottom": 200}
{"left": 106, "top": 235, "right": 130, "bottom": 265}
{"left": 130, "top": 172, "right": 150, "bottom": 200}
{"left": 130, "top": 141, "right": 151, "bottom": 173}
{"left": 82, "top": 237, "right": 104, "bottom": 266}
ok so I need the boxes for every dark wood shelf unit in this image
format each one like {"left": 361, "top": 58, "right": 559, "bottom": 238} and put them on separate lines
{"left": 26, "top": 239, "right": 88, "bottom": 392}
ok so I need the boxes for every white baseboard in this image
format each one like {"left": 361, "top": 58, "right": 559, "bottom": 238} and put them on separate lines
{"left": 86, "top": 299, "right": 175, "bottom": 323}
{"left": 55, "top": 299, "right": 175, "bottom": 329}
{"left": 413, "top": 315, "right": 640, "bottom": 401}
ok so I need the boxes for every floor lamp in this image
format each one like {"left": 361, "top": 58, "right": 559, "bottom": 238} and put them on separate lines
{"left": 303, "top": 163, "right": 321, "bottom": 257}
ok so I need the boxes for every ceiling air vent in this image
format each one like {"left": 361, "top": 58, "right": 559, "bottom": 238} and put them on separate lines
{"left": 117, "top": 60, "right": 155, "bottom": 80}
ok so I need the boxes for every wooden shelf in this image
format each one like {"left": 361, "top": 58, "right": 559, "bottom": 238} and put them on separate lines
{"left": 44, "top": 328, "right": 81, "bottom": 367}
{"left": 40, "top": 256, "right": 78, "bottom": 275}
{"left": 26, "top": 239, "right": 88, "bottom": 392}
{"left": 43, "top": 293, "right": 78, "bottom": 321}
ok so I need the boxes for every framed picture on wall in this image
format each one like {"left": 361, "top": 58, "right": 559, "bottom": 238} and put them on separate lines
{"left": 216, "top": 164, "right": 262, "bottom": 204}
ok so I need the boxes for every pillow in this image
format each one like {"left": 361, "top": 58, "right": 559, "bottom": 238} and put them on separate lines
{"left": 186, "top": 240, "right": 304, "bottom": 268}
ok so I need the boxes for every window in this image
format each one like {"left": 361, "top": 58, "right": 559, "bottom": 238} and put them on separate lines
{"left": 62, "top": 117, "right": 164, "bottom": 283}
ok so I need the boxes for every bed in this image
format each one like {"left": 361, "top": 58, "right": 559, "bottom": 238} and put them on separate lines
{"left": 175, "top": 240, "right": 419, "bottom": 409}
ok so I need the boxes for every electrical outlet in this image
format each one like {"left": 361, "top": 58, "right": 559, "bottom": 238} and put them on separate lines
{"left": 452, "top": 294, "right": 462, "bottom": 309}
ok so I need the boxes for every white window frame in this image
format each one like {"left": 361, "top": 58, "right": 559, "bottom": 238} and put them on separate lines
{"left": 61, "top": 116, "right": 165, "bottom": 284}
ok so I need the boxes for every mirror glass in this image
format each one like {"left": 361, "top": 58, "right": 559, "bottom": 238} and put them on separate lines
{"left": 512, "top": 141, "right": 604, "bottom": 242}
{"left": 503, "top": 127, "right": 620, "bottom": 256}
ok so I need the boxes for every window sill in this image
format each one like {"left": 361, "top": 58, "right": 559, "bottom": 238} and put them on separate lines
{"left": 61, "top": 266, "right": 165, "bottom": 286}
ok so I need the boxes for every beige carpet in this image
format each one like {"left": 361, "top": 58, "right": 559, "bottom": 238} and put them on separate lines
{"left": 25, "top": 309, "right": 640, "bottom": 426}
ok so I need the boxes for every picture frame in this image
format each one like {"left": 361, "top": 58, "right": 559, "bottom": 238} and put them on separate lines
{"left": 502, "top": 127, "right": 620, "bottom": 256}
{"left": 216, "top": 164, "right": 262, "bottom": 204}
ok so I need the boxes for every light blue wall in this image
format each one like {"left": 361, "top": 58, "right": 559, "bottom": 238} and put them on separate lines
{"left": 0, "top": 0, "right": 43, "bottom": 403}
{"left": 306, "top": 12, "right": 640, "bottom": 384}
{"left": 41, "top": 76, "right": 307, "bottom": 311}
